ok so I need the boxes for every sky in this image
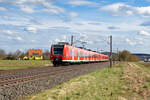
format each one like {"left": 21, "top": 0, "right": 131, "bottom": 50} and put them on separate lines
{"left": 0, "top": 0, "right": 150, "bottom": 53}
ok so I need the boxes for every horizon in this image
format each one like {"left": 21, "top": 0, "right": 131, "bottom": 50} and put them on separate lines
{"left": 0, "top": 0, "right": 150, "bottom": 53}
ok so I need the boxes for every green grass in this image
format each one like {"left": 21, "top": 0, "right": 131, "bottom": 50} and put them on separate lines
{"left": 0, "top": 60, "right": 52, "bottom": 70}
{"left": 21, "top": 63, "right": 128, "bottom": 100}
{"left": 135, "top": 62, "right": 150, "bottom": 69}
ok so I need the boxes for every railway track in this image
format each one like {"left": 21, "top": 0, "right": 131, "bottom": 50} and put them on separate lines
{"left": 0, "top": 66, "right": 52, "bottom": 76}
{"left": 0, "top": 67, "right": 60, "bottom": 79}
{"left": 0, "top": 65, "right": 84, "bottom": 87}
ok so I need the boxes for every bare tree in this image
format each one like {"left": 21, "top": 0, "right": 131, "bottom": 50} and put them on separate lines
{"left": 43, "top": 50, "right": 50, "bottom": 60}
{"left": 14, "top": 50, "right": 22, "bottom": 60}
{"left": 0, "top": 49, "right": 5, "bottom": 60}
{"left": 19, "top": 52, "right": 27, "bottom": 60}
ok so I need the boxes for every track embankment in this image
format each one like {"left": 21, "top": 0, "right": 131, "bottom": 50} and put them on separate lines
{"left": 21, "top": 62, "right": 150, "bottom": 100}
{"left": 0, "top": 62, "right": 109, "bottom": 100}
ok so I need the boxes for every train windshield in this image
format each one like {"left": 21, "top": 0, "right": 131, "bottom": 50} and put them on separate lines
{"left": 53, "top": 45, "right": 64, "bottom": 55}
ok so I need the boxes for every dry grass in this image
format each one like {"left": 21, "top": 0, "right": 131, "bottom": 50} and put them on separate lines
{"left": 121, "top": 63, "right": 150, "bottom": 100}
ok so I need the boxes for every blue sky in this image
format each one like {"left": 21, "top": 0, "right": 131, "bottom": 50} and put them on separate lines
{"left": 0, "top": 0, "right": 150, "bottom": 53}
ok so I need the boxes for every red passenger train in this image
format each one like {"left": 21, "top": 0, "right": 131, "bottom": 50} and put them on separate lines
{"left": 50, "top": 43, "right": 109, "bottom": 66}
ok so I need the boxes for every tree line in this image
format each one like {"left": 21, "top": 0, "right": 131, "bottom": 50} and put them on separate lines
{"left": 113, "top": 50, "right": 139, "bottom": 62}
{"left": 0, "top": 49, "right": 50, "bottom": 60}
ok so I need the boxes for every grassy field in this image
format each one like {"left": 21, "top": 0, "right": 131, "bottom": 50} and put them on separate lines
{"left": 137, "top": 62, "right": 150, "bottom": 68}
{"left": 19, "top": 62, "right": 150, "bottom": 100}
{"left": 0, "top": 60, "right": 52, "bottom": 70}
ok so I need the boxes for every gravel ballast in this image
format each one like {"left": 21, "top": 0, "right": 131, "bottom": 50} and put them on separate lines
{"left": 0, "top": 62, "right": 109, "bottom": 100}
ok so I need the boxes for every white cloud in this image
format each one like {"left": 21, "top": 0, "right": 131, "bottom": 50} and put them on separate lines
{"left": 55, "top": 38, "right": 60, "bottom": 42}
{"left": 101, "top": 3, "right": 134, "bottom": 16}
{"left": 43, "top": 3, "right": 65, "bottom": 13}
{"left": 135, "top": 37, "right": 144, "bottom": 41}
{"left": 101, "top": 3, "right": 124, "bottom": 12}
{"left": 0, "top": 0, "right": 45, "bottom": 5}
{"left": 69, "top": 12, "right": 78, "bottom": 18}
{"left": 87, "top": 40, "right": 93, "bottom": 44}
{"left": 126, "top": 38, "right": 136, "bottom": 46}
{"left": 136, "top": 7, "right": 150, "bottom": 17}
{"left": 139, "top": 30, "right": 150, "bottom": 36}
{"left": 16, "top": 37, "right": 23, "bottom": 41}
{"left": 135, "top": 37, "right": 145, "bottom": 45}
{"left": 8, "top": 36, "right": 12, "bottom": 39}
{"left": 4, "top": 30, "right": 13, "bottom": 34}
{"left": 26, "top": 26, "right": 37, "bottom": 33}
{"left": 3, "top": 16, "right": 9, "bottom": 20}
{"left": 139, "top": 41, "right": 144, "bottom": 45}
{"left": 31, "top": 40, "right": 36, "bottom": 42}
{"left": 79, "top": 33, "right": 88, "bottom": 39}
{"left": 62, "top": 35, "right": 67, "bottom": 40}
{"left": 126, "top": 11, "right": 133, "bottom": 15}
{"left": 40, "top": 2, "right": 65, "bottom": 14}
{"left": 0, "top": 7, "right": 7, "bottom": 11}
{"left": 68, "top": 0, "right": 98, "bottom": 6}
{"left": 0, "top": 0, "right": 27, "bottom": 4}
{"left": 0, "top": 0, "right": 65, "bottom": 14}
{"left": 20, "top": 6, "right": 35, "bottom": 13}
{"left": 41, "top": 8, "right": 64, "bottom": 14}
{"left": 101, "top": 3, "right": 150, "bottom": 17}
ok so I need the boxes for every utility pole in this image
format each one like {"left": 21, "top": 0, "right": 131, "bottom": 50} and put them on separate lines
{"left": 71, "top": 35, "right": 73, "bottom": 46}
{"left": 110, "top": 35, "right": 112, "bottom": 67}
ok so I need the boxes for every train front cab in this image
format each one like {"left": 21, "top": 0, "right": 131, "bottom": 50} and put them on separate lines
{"left": 50, "top": 45, "right": 64, "bottom": 66}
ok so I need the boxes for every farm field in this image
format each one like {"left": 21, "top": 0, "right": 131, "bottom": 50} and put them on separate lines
{"left": 138, "top": 62, "right": 150, "bottom": 68}
{"left": 21, "top": 62, "right": 150, "bottom": 100}
{"left": 0, "top": 60, "right": 52, "bottom": 70}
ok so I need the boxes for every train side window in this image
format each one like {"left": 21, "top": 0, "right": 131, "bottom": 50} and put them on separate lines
{"left": 80, "top": 51, "right": 82, "bottom": 57}
{"left": 69, "top": 50, "right": 72, "bottom": 57}
{"left": 82, "top": 52, "right": 84, "bottom": 57}
{"left": 77, "top": 50, "right": 79, "bottom": 57}
{"left": 79, "top": 50, "right": 81, "bottom": 57}
{"left": 86, "top": 52, "right": 88, "bottom": 57}
{"left": 83, "top": 52, "right": 85, "bottom": 57}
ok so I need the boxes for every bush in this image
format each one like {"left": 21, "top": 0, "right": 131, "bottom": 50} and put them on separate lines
{"left": 118, "top": 50, "right": 139, "bottom": 62}
{"left": 4, "top": 53, "right": 16, "bottom": 60}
